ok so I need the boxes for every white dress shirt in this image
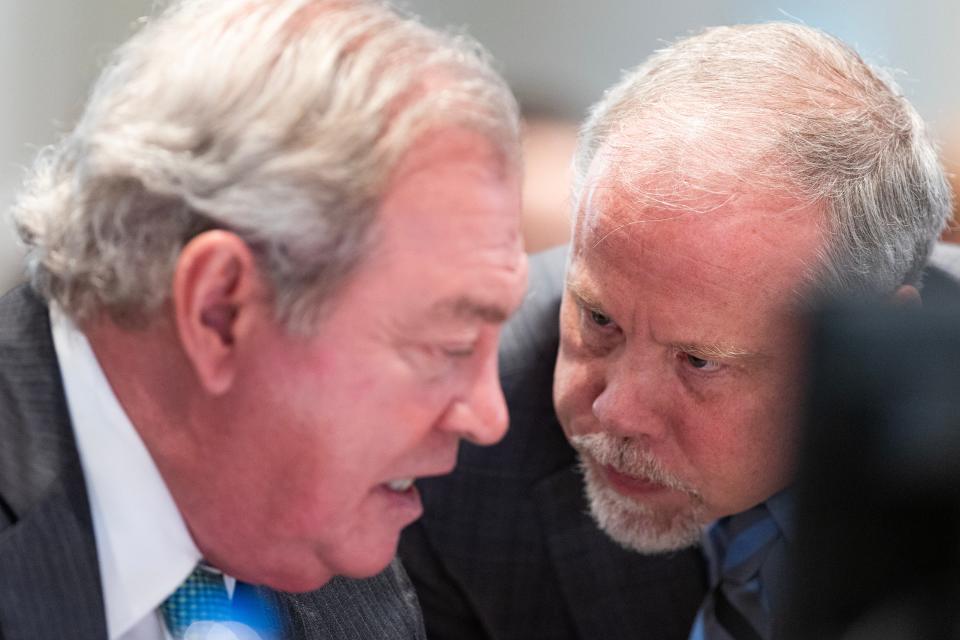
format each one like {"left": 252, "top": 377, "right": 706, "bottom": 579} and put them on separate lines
{"left": 51, "top": 306, "right": 206, "bottom": 640}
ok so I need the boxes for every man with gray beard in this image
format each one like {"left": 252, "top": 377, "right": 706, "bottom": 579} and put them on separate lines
{"left": 399, "top": 21, "right": 956, "bottom": 640}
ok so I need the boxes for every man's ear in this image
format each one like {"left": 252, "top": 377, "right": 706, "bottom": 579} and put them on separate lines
{"left": 172, "top": 230, "right": 264, "bottom": 395}
{"left": 892, "top": 284, "right": 922, "bottom": 308}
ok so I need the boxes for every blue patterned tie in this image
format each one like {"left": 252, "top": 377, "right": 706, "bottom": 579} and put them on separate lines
{"left": 160, "top": 564, "right": 232, "bottom": 639}
{"left": 689, "top": 504, "right": 780, "bottom": 640}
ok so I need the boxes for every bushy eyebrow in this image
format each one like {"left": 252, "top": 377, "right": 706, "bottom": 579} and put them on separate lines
{"left": 430, "top": 296, "right": 510, "bottom": 323}
{"left": 567, "top": 280, "right": 603, "bottom": 310}
{"left": 675, "top": 342, "right": 763, "bottom": 362}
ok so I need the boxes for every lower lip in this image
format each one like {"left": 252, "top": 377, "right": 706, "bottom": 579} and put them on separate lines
{"left": 600, "top": 464, "right": 668, "bottom": 497}
{"left": 376, "top": 482, "right": 424, "bottom": 522}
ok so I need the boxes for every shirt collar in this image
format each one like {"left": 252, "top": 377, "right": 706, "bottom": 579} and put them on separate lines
{"left": 764, "top": 488, "right": 795, "bottom": 544}
{"left": 50, "top": 306, "right": 202, "bottom": 639}
{"left": 700, "top": 488, "right": 795, "bottom": 584}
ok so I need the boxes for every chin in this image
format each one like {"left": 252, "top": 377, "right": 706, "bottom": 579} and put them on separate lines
{"left": 225, "top": 557, "right": 337, "bottom": 594}
{"left": 267, "top": 570, "right": 337, "bottom": 594}
{"left": 331, "top": 538, "right": 400, "bottom": 580}
{"left": 256, "top": 540, "right": 398, "bottom": 592}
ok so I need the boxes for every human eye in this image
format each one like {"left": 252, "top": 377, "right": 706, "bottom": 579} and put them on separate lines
{"left": 440, "top": 342, "right": 477, "bottom": 359}
{"left": 589, "top": 309, "right": 612, "bottom": 327}
{"left": 580, "top": 303, "right": 617, "bottom": 332}
{"left": 403, "top": 337, "right": 478, "bottom": 380}
{"left": 438, "top": 329, "right": 489, "bottom": 361}
{"left": 678, "top": 351, "right": 723, "bottom": 373}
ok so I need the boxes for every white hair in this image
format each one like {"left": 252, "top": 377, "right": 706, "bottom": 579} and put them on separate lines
{"left": 573, "top": 22, "right": 952, "bottom": 299}
{"left": 13, "top": 0, "right": 520, "bottom": 330}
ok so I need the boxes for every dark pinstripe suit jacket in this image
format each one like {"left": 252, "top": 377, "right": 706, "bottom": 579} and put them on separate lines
{"left": 0, "top": 285, "right": 426, "bottom": 640}
{"left": 399, "top": 246, "right": 708, "bottom": 640}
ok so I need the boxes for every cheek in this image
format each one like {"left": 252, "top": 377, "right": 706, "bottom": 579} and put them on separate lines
{"left": 357, "top": 375, "right": 457, "bottom": 447}
{"left": 750, "top": 381, "right": 804, "bottom": 483}
{"left": 683, "top": 379, "right": 798, "bottom": 511}
{"left": 553, "top": 349, "right": 600, "bottom": 431}
{"left": 552, "top": 365, "right": 574, "bottom": 431}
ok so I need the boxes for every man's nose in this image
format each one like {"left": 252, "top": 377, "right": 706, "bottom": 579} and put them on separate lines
{"left": 438, "top": 348, "right": 509, "bottom": 446}
{"left": 591, "top": 353, "right": 668, "bottom": 441}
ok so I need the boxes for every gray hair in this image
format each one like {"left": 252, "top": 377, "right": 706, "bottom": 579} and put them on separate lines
{"left": 574, "top": 22, "right": 952, "bottom": 299}
{"left": 13, "top": 0, "right": 520, "bottom": 330}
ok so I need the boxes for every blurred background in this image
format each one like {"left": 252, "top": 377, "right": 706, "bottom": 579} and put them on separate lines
{"left": 2, "top": 0, "right": 959, "bottom": 294}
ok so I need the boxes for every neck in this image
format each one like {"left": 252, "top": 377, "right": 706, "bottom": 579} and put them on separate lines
{"left": 84, "top": 310, "right": 205, "bottom": 479}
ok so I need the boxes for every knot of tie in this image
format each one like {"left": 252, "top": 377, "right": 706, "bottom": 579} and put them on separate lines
{"left": 159, "top": 564, "right": 280, "bottom": 640}
{"left": 160, "top": 564, "right": 232, "bottom": 638}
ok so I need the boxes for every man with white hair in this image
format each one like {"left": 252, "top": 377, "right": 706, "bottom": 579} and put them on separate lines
{"left": 400, "top": 22, "right": 955, "bottom": 640}
{"left": 0, "top": 0, "right": 527, "bottom": 638}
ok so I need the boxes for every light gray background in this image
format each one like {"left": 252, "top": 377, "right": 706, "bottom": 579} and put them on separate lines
{"left": 3, "top": 0, "right": 958, "bottom": 293}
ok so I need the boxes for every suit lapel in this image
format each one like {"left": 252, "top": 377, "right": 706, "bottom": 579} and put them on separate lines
{"left": 535, "top": 465, "right": 708, "bottom": 640}
{"left": 0, "top": 462, "right": 107, "bottom": 639}
{"left": 0, "top": 286, "right": 108, "bottom": 638}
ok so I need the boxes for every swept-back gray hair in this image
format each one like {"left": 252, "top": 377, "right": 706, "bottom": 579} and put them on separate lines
{"left": 574, "top": 22, "right": 951, "bottom": 299}
{"left": 14, "top": 0, "right": 520, "bottom": 330}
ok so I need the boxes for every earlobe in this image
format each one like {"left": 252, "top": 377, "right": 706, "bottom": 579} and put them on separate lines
{"left": 172, "top": 231, "right": 261, "bottom": 395}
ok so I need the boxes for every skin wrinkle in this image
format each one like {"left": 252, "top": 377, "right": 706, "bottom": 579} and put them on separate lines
{"left": 581, "top": 140, "right": 810, "bottom": 255}
{"left": 590, "top": 216, "right": 685, "bottom": 251}
{"left": 591, "top": 169, "right": 825, "bottom": 289}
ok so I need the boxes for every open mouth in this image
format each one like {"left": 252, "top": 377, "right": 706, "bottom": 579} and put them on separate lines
{"left": 384, "top": 478, "right": 415, "bottom": 492}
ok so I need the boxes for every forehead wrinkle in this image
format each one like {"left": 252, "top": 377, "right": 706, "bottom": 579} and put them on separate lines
{"left": 577, "top": 181, "right": 704, "bottom": 255}
{"left": 590, "top": 215, "right": 685, "bottom": 250}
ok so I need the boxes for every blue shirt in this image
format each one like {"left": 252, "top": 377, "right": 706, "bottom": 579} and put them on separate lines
{"left": 690, "top": 489, "right": 794, "bottom": 640}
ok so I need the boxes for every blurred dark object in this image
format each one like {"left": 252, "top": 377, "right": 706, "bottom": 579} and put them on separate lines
{"left": 785, "top": 294, "right": 960, "bottom": 640}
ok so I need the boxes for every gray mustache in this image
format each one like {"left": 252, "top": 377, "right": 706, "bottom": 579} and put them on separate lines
{"left": 568, "top": 432, "right": 698, "bottom": 496}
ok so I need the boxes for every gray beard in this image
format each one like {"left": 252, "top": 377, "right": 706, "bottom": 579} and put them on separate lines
{"left": 579, "top": 459, "right": 706, "bottom": 553}
{"left": 569, "top": 432, "right": 707, "bottom": 553}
